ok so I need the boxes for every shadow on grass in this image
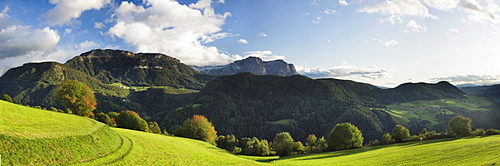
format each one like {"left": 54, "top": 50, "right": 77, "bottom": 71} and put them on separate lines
{"left": 276, "top": 137, "right": 462, "bottom": 162}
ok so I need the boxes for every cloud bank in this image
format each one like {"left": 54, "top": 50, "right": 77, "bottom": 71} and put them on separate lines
{"left": 297, "top": 63, "right": 394, "bottom": 80}
{"left": 430, "top": 75, "right": 500, "bottom": 85}
{"left": 42, "top": 0, "right": 111, "bottom": 26}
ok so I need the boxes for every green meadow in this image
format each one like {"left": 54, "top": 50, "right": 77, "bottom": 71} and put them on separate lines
{"left": 1, "top": 99, "right": 499, "bottom": 165}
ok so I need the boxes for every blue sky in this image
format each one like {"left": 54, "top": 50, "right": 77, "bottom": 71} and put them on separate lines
{"left": 1, "top": 0, "right": 500, "bottom": 87}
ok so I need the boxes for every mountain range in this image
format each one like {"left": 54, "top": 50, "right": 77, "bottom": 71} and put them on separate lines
{"left": 190, "top": 57, "right": 298, "bottom": 76}
{"left": 0, "top": 49, "right": 498, "bottom": 142}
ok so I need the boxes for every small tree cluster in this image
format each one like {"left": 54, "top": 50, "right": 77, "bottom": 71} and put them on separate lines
{"left": 241, "top": 137, "right": 271, "bottom": 156}
{"left": 305, "top": 134, "right": 328, "bottom": 152}
{"left": 175, "top": 115, "right": 217, "bottom": 145}
{"left": 327, "top": 123, "right": 364, "bottom": 151}
{"left": 216, "top": 135, "right": 242, "bottom": 154}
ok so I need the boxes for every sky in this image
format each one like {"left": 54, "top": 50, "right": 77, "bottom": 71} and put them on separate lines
{"left": 0, "top": 0, "right": 500, "bottom": 87}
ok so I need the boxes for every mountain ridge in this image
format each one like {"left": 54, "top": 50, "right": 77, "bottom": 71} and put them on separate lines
{"left": 190, "top": 57, "right": 298, "bottom": 76}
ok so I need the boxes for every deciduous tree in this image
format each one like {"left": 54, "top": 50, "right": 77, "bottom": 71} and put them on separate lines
{"left": 327, "top": 123, "right": 364, "bottom": 151}
{"left": 1, "top": 94, "right": 13, "bottom": 103}
{"left": 54, "top": 80, "right": 96, "bottom": 116}
{"left": 391, "top": 125, "right": 410, "bottom": 143}
{"left": 449, "top": 116, "right": 472, "bottom": 138}
{"left": 174, "top": 115, "right": 217, "bottom": 145}
{"left": 272, "top": 132, "right": 294, "bottom": 157}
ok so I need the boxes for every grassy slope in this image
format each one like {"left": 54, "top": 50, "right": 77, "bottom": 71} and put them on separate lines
{"left": 273, "top": 136, "right": 500, "bottom": 165}
{"left": 0, "top": 100, "right": 261, "bottom": 165}
{"left": 384, "top": 96, "right": 491, "bottom": 125}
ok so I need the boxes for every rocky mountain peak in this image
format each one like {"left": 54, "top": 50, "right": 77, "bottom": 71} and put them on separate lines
{"left": 191, "top": 57, "right": 298, "bottom": 76}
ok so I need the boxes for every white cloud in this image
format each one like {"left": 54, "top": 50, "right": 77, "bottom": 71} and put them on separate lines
{"left": 357, "top": 0, "right": 438, "bottom": 23}
{"left": 297, "top": 62, "right": 394, "bottom": 80}
{"left": 42, "top": 0, "right": 111, "bottom": 26}
{"left": 238, "top": 39, "right": 248, "bottom": 44}
{"left": 430, "top": 74, "right": 500, "bottom": 85}
{"left": 374, "top": 38, "right": 399, "bottom": 47}
{"left": 421, "top": 0, "right": 459, "bottom": 11}
{"left": 0, "top": 25, "right": 60, "bottom": 60}
{"left": 312, "top": 17, "right": 322, "bottom": 24}
{"left": 0, "top": 7, "right": 14, "bottom": 27}
{"left": 404, "top": 20, "right": 428, "bottom": 32}
{"left": 339, "top": 0, "right": 349, "bottom": 6}
{"left": 450, "top": 28, "right": 460, "bottom": 32}
{"left": 259, "top": 32, "right": 267, "bottom": 37}
{"left": 310, "top": 0, "right": 319, "bottom": 6}
{"left": 94, "top": 22, "right": 105, "bottom": 29}
{"left": 321, "top": 9, "right": 337, "bottom": 15}
{"left": 461, "top": 0, "right": 500, "bottom": 24}
{"left": 108, "top": 0, "right": 236, "bottom": 66}
{"left": 243, "top": 50, "right": 284, "bottom": 61}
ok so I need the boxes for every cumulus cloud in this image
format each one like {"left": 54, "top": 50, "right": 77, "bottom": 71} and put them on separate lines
{"left": 242, "top": 50, "right": 285, "bottom": 61}
{"left": 450, "top": 28, "right": 460, "bottom": 32}
{"left": 357, "top": 0, "right": 438, "bottom": 24}
{"left": 297, "top": 62, "right": 394, "bottom": 80}
{"left": 0, "top": 25, "right": 60, "bottom": 60}
{"left": 108, "top": 0, "right": 236, "bottom": 66}
{"left": 339, "top": 0, "right": 349, "bottom": 6}
{"left": 259, "top": 32, "right": 267, "bottom": 37}
{"left": 374, "top": 38, "right": 399, "bottom": 47}
{"left": 430, "top": 75, "right": 500, "bottom": 85}
{"left": 404, "top": 20, "right": 428, "bottom": 32}
{"left": 0, "top": 7, "right": 14, "bottom": 27}
{"left": 238, "top": 39, "right": 248, "bottom": 44}
{"left": 42, "top": 0, "right": 111, "bottom": 26}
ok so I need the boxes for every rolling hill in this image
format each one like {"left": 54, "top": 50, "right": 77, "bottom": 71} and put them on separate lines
{"left": 0, "top": 100, "right": 261, "bottom": 165}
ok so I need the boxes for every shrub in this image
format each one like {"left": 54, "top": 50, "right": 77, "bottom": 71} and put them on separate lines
{"left": 448, "top": 116, "right": 472, "bottom": 138}
{"left": 217, "top": 135, "right": 241, "bottom": 154}
{"left": 381, "top": 133, "right": 393, "bottom": 144}
{"left": 293, "top": 141, "right": 305, "bottom": 154}
{"left": 391, "top": 125, "right": 410, "bottom": 143}
{"left": 272, "top": 132, "right": 295, "bottom": 157}
{"left": 96, "top": 112, "right": 113, "bottom": 125}
{"left": 327, "top": 123, "right": 364, "bottom": 151}
{"left": 1, "top": 94, "right": 13, "bottom": 102}
{"left": 471, "top": 128, "right": 486, "bottom": 136}
{"left": 148, "top": 122, "right": 162, "bottom": 134}
{"left": 306, "top": 134, "right": 317, "bottom": 152}
{"left": 485, "top": 129, "right": 500, "bottom": 135}
{"left": 116, "top": 111, "right": 150, "bottom": 132}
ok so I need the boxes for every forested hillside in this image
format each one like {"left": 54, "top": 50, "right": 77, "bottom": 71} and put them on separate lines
{"left": 160, "top": 73, "right": 489, "bottom": 142}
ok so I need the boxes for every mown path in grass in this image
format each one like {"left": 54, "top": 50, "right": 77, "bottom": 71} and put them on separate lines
{"left": 272, "top": 136, "right": 500, "bottom": 166}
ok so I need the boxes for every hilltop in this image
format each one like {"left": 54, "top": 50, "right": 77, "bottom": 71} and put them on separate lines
{"left": 190, "top": 56, "right": 298, "bottom": 76}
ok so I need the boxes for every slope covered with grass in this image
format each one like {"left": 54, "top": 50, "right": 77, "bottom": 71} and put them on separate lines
{"left": 0, "top": 100, "right": 261, "bottom": 165}
{"left": 272, "top": 136, "right": 500, "bottom": 165}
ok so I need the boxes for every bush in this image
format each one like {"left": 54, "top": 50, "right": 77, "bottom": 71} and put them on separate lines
{"left": 471, "top": 128, "right": 486, "bottom": 136}
{"left": 148, "top": 122, "right": 162, "bottom": 134}
{"left": 1, "top": 94, "right": 13, "bottom": 102}
{"left": 293, "top": 141, "right": 305, "bottom": 154}
{"left": 217, "top": 135, "right": 241, "bottom": 154}
{"left": 381, "top": 133, "right": 393, "bottom": 144}
{"left": 485, "top": 129, "right": 500, "bottom": 135}
{"left": 96, "top": 112, "right": 113, "bottom": 125}
{"left": 391, "top": 125, "right": 410, "bottom": 143}
{"left": 240, "top": 137, "right": 270, "bottom": 156}
{"left": 174, "top": 115, "right": 217, "bottom": 145}
{"left": 327, "top": 123, "right": 363, "bottom": 151}
{"left": 116, "top": 111, "right": 149, "bottom": 132}
{"left": 272, "top": 132, "right": 295, "bottom": 157}
{"left": 448, "top": 116, "right": 472, "bottom": 138}
{"left": 54, "top": 80, "right": 97, "bottom": 116}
